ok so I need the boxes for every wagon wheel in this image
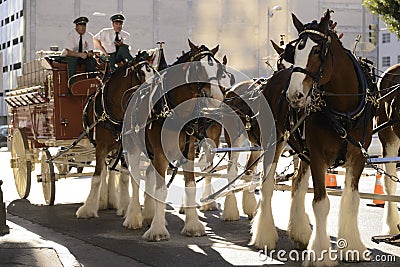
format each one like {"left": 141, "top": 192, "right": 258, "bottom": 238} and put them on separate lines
{"left": 11, "top": 128, "right": 31, "bottom": 199}
{"left": 41, "top": 149, "right": 55, "bottom": 205}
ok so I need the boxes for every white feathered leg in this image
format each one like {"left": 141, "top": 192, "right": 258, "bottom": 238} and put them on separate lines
{"left": 142, "top": 165, "right": 156, "bottom": 225}
{"left": 337, "top": 169, "right": 369, "bottom": 262}
{"left": 107, "top": 170, "right": 118, "bottom": 209}
{"left": 123, "top": 151, "right": 143, "bottom": 229}
{"left": 222, "top": 135, "right": 246, "bottom": 221}
{"left": 117, "top": 169, "right": 130, "bottom": 216}
{"left": 98, "top": 167, "right": 109, "bottom": 210}
{"left": 303, "top": 196, "right": 336, "bottom": 266}
{"left": 383, "top": 142, "right": 400, "bottom": 234}
{"left": 242, "top": 150, "right": 261, "bottom": 220}
{"left": 142, "top": 184, "right": 169, "bottom": 241}
{"left": 288, "top": 163, "right": 312, "bottom": 249}
{"left": 181, "top": 181, "right": 206, "bottom": 236}
{"left": 249, "top": 162, "right": 278, "bottom": 249}
{"left": 200, "top": 177, "right": 218, "bottom": 211}
{"left": 76, "top": 162, "right": 106, "bottom": 218}
{"left": 198, "top": 140, "right": 218, "bottom": 211}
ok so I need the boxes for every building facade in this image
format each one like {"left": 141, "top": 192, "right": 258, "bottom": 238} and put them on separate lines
{"left": 0, "top": 0, "right": 381, "bottom": 125}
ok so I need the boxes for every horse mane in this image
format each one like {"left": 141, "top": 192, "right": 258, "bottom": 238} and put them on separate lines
{"left": 171, "top": 44, "right": 211, "bottom": 66}
{"left": 110, "top": 50, "right": 148, "bottom": 79}
{"left": 171, "top": 50, "right": 192, "bottom": 66}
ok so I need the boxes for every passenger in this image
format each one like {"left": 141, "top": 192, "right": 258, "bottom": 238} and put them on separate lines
{"left": 93, "top": 13, "right": 134, "bottom": 71}
{"left": 62, "top": 16, "right": 97, "bottom": 86}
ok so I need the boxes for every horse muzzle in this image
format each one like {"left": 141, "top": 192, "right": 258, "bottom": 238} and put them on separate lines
{"left": 287, "top": 89, "right": 308, "bottom": 109}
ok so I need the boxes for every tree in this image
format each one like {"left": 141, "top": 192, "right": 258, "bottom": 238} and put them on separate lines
{"left": 363, "top": 0, "right": 400, "bottom": 38}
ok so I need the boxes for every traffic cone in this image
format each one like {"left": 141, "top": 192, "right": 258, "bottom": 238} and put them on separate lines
{"left": 367, "top": 173, "right": 385, "bottom": 208}
{"left": 326, "top": 173, "right": 341, "bottom": 189}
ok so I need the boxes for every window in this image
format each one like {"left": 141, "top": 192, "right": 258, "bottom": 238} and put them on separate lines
{"left": 20, "top": 10, "right": 23, "bottom": 17}
{"left": 13, "top": 62, "right": 21, "bottom": 70}
{"left": 12, "top": 38, "right": 18, "bottom": 45}
{"left": 2, "top": 43, "right": 5, "bottom": 49}
{"left": 382, "top": 33, "right": 391, "bottom": 43}
{"left": 382, "top": 56, "right": 391, "bottom": 67}
{"left": 10, "top": 15, "right": 14, "bottom": 22}
{"left": 6, "top": 41, "right": 10, "bottom": 47}
{"left": 5, "top": 17, "right": 9, "bottom": 24}
{"left": 2, "top": 66, "right": 8, "bottom": 73}
{"left": 20, "top": 36, "right": 23, "bottom": 43}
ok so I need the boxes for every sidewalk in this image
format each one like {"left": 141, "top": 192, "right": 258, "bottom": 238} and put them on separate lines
{"left": 0, "top": 213, "right": 80, "bottom": 267}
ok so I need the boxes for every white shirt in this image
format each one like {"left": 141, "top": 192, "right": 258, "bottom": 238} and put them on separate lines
{"left": 64, "top": 29, "right": 94, "bottom": 52}
{"left": 94, "top": 28, "right": 131, "bottom": 54}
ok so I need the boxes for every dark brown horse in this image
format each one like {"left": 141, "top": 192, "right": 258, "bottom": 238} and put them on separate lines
{"left": 76, "top": 50, "right": 156, "bottom": 219}
{"left": 218, "top": 40, "right": 289, "bottom": 222}
{"left": 122, "top": 40, "right": 227, "bottom": 240}
{"left": 375, "top": 63, "right": 400, "bottom": 235}
{"left": 279, "top": 10, "right": 375, "bottom": 264}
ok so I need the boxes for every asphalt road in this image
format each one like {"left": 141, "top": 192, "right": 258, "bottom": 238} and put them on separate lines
{"left": 1, "top": 148, "right": 400, "bottom": 266}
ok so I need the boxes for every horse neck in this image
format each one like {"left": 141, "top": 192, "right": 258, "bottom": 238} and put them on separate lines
{"left": 380, "top": 64, "right": 400, "bottom": 89}
{"left": 376, "top": 64, "right": 400, "bottom": 120}
{"left": 323, "top": 38, "right": 360, "bottom": 112}
{"left": 106, "top": 70, "right": 136, "bottom": 115}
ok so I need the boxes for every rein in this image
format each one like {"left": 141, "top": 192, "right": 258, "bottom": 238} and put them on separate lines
{"left": 96, "top": 60, "right": 152, "bottom": 129}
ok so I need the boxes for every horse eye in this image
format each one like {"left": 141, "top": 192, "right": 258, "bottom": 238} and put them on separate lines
{"left": 313, "top": 47, "right": 321, "bottom": 55}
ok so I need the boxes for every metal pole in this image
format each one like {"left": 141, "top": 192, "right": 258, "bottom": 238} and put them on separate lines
{"left": 0, "top": 180, "right": 10, "bottom": 236}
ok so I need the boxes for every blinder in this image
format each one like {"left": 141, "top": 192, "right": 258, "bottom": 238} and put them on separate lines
{"left": 216, "top": 64, "right": 236, "bottom": 86}
{"left": 283, "top": 43, "right": 296, "bottom": 65}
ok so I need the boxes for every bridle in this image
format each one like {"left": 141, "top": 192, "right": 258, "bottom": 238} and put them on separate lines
{"left": 284, "top": 26, "right": 332, "bottom": 91}
{"left": 186, "top": 47, "right": 234, "bottom": 97}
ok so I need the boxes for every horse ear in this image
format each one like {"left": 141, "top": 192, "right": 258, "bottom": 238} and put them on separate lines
{"left": 292, "top": 13, "right": 304, "bottom": 33}
{"left": 270, "top": 40, "right": 284, "bottom": 55}
{"left": 319, "top": 9, "right": 331, "bottom": 33}
{"left": 210, "top": 44, "right": 219, "bottom": 56}
{"left": 222, "top": 55, "right": 227, "bottom": 65}
{"left": 188, "top": 39, "right": 198, "bottom": 51}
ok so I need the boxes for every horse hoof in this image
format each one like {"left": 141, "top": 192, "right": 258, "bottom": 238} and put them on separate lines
{"left": 181, "top": 227, "right": 206, "bottom": 237}
{"left": 199, "top": 201, "right": 218, "bottom": 212}
{"left": 116, "top": 208, "right": 127, "bottom": 217}
{"left": 142, "top": 226, "right": 170, "bottom": 241}
{"left": 222, "top": 210, "right": 240, "bottom": 221}
{"left": 181, "top": 221, "right": 206, "bottom": 237}
{"left": 123, "top": 217, "right": 142, "bottom": 230}
{"left": 76, "top": 205, "right": 98, "bottom": 218}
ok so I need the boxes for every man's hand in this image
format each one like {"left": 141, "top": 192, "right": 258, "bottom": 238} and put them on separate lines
{"left": 114, "top": 40, "right": 123, "bottom": 47}
{"left": 79, "top": 52, "right": 88, "bottom": 59}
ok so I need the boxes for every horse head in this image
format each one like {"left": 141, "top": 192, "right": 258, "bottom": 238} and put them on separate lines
{"left": 286, "top": 10, "right": 333, "bottom": 108}
{"left": 270, "top": 40, "right": 287, "bottom": 71}
{"left": 126, "top": 50, "right": 156, "bottom": 84}
{"left": 183, "top": 39, "right": 226, "bottom": 104}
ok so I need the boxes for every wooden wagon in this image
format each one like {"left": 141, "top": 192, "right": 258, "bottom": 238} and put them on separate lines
{"left": 6, "top": 52, "right": 102, "bottom": 205}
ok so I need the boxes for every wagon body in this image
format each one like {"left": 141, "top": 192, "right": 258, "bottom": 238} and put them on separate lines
{"left": 6, "top": 53, "right": 100, "bottom": 205}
